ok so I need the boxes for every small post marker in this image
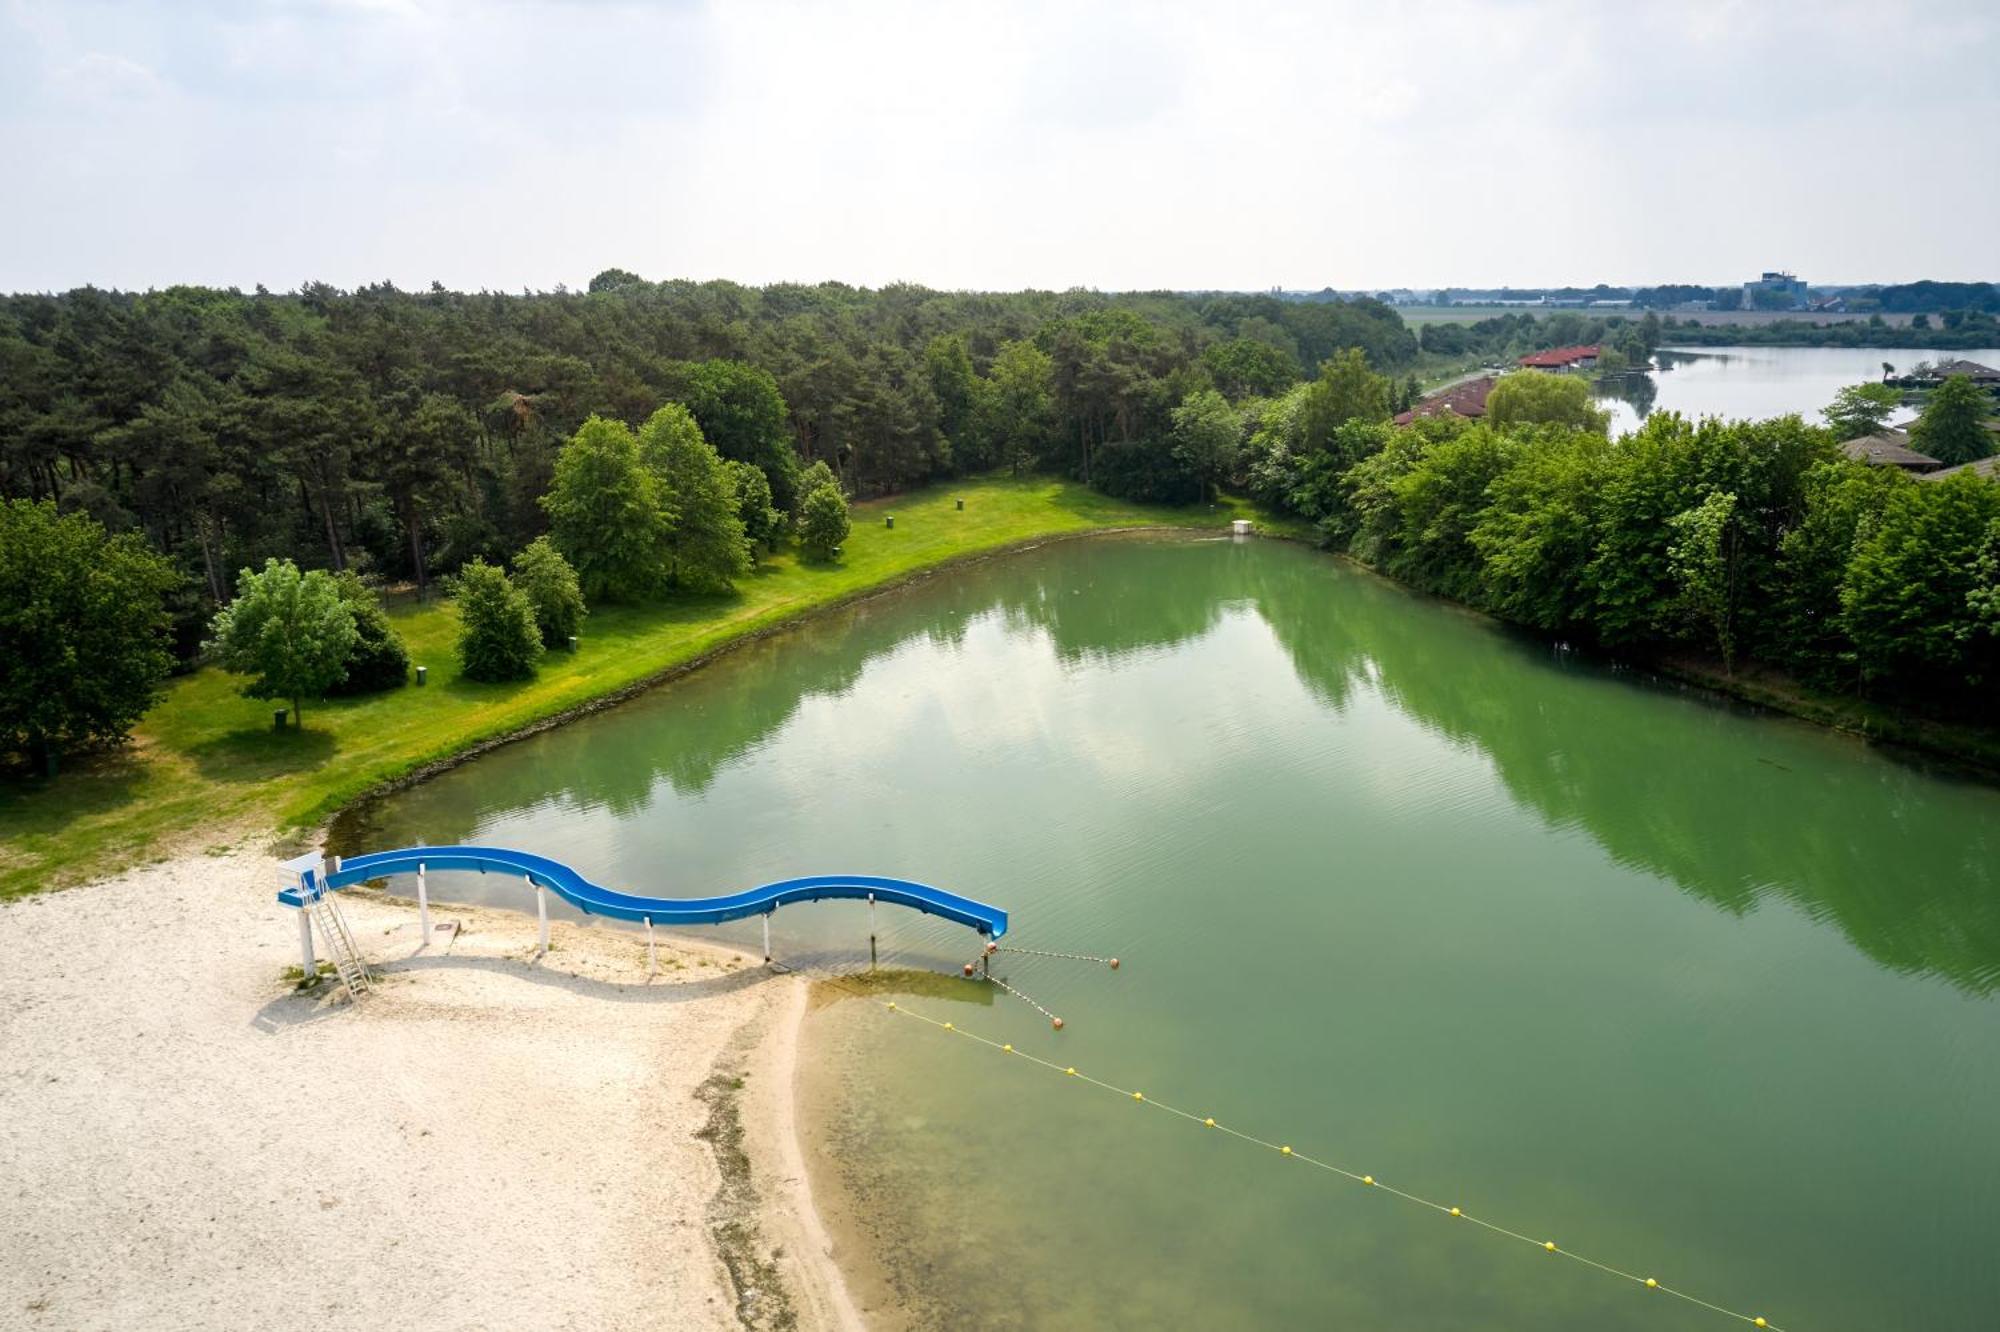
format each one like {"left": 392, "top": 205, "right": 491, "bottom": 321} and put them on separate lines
{"left": 885, "top": 514, "right": 894, "bottom": 529}
{"left": 274, "top": 708, "right": 289, "bottom": 730}
{"left": 416, "top": 666, "right": 427, "bottom": 686}
{"left": 955, "top": 497, "right": 964, "bottom": 511}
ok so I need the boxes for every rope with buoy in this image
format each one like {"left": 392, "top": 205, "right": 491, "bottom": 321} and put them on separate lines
{"left": 994, "top": 944, "right": 1120, "bottom": 968}
{"left": 849, "top": 988, "right": 1786, "bottom": 1332}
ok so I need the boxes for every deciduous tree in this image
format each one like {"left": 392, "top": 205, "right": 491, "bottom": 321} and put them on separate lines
{"left": 452, "top": 558, "right": 543, "bottom": 682}
{"left": 1300, "top": 348, "right": 1390, "bottom": 449}
{"left": 511, "top": 536, "right": 586, "bottom": 648}
{"left": 798, "top": 482, "right": 850, "bottom": 561}
{"left": 207, "top": 558, "right": 358, "bottom": 728}
{"left": 637, "top": 404, "right": 750, "bottom": 591}
{"left": 0, "top": 499, "right": 179, "bottom": 772}
{"left": 542, "top": 415, "right": 667, "bottom": 602}
{"left": 1486, "top": 373, "right": 1610, "bottom": 433}
{"left": 1822, "top": 382, "right": 1902, "bottom": 440}
{"left": 326, "top": 571, "right": 409, "bottom": 694}
{"left": 1170, "top": 388, "right": 1239, "bottom": 503}
{"left": 1841, "top": 473, "right": 2000, "bottom": 691}
{"left": 1909, "top": 375, "right": 1995, "bottom": 466}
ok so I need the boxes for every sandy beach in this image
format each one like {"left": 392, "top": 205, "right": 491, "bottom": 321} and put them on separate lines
{"left": 0, "top": 841, "right": 863, "bottom": 1332}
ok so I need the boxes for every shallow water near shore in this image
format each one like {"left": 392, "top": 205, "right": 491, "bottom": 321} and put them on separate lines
{"left": 337, "top": 534, "right": 2000, "bottom": 1328}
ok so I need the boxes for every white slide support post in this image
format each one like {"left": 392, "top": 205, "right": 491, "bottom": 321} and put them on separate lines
{"left": 762, "top": 911, "right": 771, "bottom": 963}
{"left": 417, "top": 863, "right": 430, "bottom": 942}
{"left": 645, "top": 915, "right": 657, "bottom": 976}
{"left": 533, "top": 875, "right": 549, "bottom": 954}
{"left": 297, "top": 908, "right": 316, "bottom": 978}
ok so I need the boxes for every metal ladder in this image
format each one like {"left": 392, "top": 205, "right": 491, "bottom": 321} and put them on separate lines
{"left": 306, "top": 882, "right": 372, "bottom": 1000}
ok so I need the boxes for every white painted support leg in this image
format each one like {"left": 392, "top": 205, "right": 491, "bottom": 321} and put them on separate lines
{"left": 533, "top": 875, "right": 549, "bottom": 954}
{"left": 416, "top": 863, "right": 431, "bottom": 943}
{"left": 762, "top": 912, "right": 771, "bottom": 963}
{"left": 297, "top": 909, "right": 316, "bottom": 979}
{"left": 645, "top": 916, "right": 657, "bottom": 976}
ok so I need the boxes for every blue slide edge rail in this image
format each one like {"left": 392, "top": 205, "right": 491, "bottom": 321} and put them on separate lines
{"left": 278, "top": 845, "right": 1008, "bottom": 939}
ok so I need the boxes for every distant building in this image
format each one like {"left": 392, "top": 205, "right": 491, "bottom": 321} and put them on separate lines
{"left": 1919, "top": 454, "right": 2000, "bottom": 482}
{"left": 1744, "top": 271, "right": 1810, "bottom": 310}
{"left": 1839, "top": 431, "right": 1943, "bottom": 474}
{"left": 1517, "top": 345, "right": 1600, "bottom": 373}
{"left": 1915, "top": 359, "right": 2000, "bottom": 387}
{"left": 1393, "top": 375, "right": 1497, "bottom": 426}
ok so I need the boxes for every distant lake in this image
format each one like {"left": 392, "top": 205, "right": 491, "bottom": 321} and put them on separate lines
{"left": 1595, "top": 344, "right": 2000, "bottom": 436}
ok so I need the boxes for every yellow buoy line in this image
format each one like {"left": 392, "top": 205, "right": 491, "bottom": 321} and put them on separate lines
{"left": 845, "top": 985, "right": 1787, "bottom": 1331}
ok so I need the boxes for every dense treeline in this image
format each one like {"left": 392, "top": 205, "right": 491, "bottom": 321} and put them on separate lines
{"left": 1419, "top": 307, "right": 2000, "bottom": 359}
{"left": 1244, "top": 371, "right": 2000, "bottom": 718}
{"left": 1431, "top": 280, "right": 2000, "bottom": 314}
{"left": 5, "top": 275, "right": 1998, "bottom": 770}
{"left": 1658, "top": 309, "right": 2000, "bottom": 350}
{"left": 0, "top": 277, "right": 1434, "bottom": 655}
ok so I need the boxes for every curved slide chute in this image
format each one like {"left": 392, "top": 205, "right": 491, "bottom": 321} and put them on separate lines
{"left": 278, "top": 844, "right": 1008, "bottom": 939}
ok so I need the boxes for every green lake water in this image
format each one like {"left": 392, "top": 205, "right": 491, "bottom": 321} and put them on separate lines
{"left": 335, "top": 534, "right": 2000, "bottom": 1329}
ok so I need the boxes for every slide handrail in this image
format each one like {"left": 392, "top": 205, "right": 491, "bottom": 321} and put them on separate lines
{"left": 277, "top": 844, "right": 1008, "bottom": 939}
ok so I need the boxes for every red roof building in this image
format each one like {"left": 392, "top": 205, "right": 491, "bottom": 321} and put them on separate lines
{"left": 1393, "top": 375, "right": 1496, "bottom": 426}
{"left": 1517, "top": 344, "right": 1600, "bottom": 371}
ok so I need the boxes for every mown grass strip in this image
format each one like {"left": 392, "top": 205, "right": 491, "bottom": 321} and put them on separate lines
{"left": 1, "top": 478, "right": 1272, "bottom": 898}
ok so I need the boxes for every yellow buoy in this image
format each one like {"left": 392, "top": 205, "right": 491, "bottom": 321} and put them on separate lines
{"left": 1065, "top": 1067, "right": 1077, "bottom": 1076}
{"left": 1281, "top": 1145, "right": 1292, "bottom": 1155}
{"left": 1203, "top": 1117, "right": 1216, "bottom": 1128}
{"left": 1449, "top": 1207, "right": 1461, "bottom": 1218}
{"left": 1754, "top": 1320, "right": 1766, "bottom": 1329}
{"left": 1133, "top": 1091, "right": 1144, "bottom": 1101}
{"left": 1002, "top": 1044, "right": 1013, "bottom": 1053}
{"left": 1362, "top": 1175, "right": 1375, "bottom": 1186}
{"left": 886, "top": 1002, "right": 897, "bottom": 1010}
{"left": 1544, "top": 1241, "right": 1557, "bottom": 1253}
{"left": 1645, "top": 1278, "right": 1657, "bottom": 1289}
{"left": 943, "top": 1021, "right": 953, "bottom": 1030}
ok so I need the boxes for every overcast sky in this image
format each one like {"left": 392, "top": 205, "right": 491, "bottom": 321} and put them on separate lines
{"left": 3, "top": 0, "right": 1995, "bottom": 295}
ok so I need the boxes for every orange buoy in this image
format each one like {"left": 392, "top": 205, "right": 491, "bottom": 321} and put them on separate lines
{"left": 1109, "top": 958, "right": 1120, "bottom": 970}
{"left": 1052, "top": 1016, "right": 1064, "bottom": 1030}
{"left": 985, "top": 941, "right": 998, "bottom": 955}
{"left": 963, "top": 963, "right": 975, "bottom": 977}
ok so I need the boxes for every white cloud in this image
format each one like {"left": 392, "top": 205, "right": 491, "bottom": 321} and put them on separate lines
{"left": 0, "top": 0, "right": 1995, "bottom": 291}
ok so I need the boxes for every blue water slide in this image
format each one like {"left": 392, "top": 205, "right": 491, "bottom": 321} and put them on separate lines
{"left": 277, "top": 844, "right": 1008, "bottom": 940}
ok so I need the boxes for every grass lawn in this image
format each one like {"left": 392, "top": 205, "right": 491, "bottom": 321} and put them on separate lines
{"left": 0, "top": 477, "right": 1276, "bottom": 899}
